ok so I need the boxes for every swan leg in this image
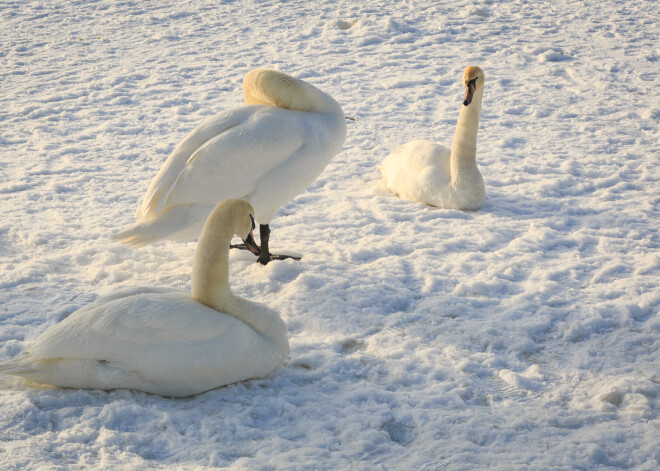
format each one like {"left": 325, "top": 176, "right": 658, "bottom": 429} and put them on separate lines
{"left": 256, "top": 224, "right": 272, "bottom": 264}
{"left": 257, "top": 224, "right": 301, "bottom": 265}
{"left": 229, "top": 224, "right": 301, "bottom": 264}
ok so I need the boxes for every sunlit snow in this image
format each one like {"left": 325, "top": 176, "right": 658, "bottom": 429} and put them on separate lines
{"left": 1, "top": 0, "right": 658, "bottom": 469}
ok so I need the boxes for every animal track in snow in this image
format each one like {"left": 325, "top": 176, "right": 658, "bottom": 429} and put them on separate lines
{"left": 339, "top": 339, "right": 366, "bottom": 355}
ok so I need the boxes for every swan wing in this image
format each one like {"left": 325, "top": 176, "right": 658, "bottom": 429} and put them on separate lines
{"left": 380, "top": 140, "right": 452, "bottom": 204}
{"left": 163, "top": 108, "right": 305, "bottom": 209}
{"left": 137, "top": 106, "right": 260, "bottom": 218}
{"left": 26, "top": 289, "right": 236, "bottom": 363}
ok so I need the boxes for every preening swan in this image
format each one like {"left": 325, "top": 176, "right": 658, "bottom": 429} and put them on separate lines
{"left": 113, "top": 68, "right": 347, "bottom": 265}
{"left": 380, "top": 66, "right": 486, "bottom": 210}
{"left": 0, "top": 200, "right": 289, "bottom": 397}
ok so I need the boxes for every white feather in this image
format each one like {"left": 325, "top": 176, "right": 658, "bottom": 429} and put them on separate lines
{"left": 380, "top": 66, "right": 486, "bottom": 211}
{"left": 0, "top": 200, "right": 289, "bottom": 397}
{"left": 114, "top": 68, "right": 346, "bottom": 246}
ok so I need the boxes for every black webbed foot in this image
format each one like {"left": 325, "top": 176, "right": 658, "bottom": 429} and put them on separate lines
{"left": 231, "top": 223, "right": 301, "bottom": 265}
{"left": 257, "top": 252, "right": 301, "bottom": 265}
{"left": 230, "top": 243, "right": 301, "bottom": 265}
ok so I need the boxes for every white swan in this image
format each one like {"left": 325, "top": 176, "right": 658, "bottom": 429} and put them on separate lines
{"left": 379, "top": 66, "right": 486, "bottom": 210}
{"left": 113, "top": 68, "right": 347, "bottom": 264}
{"left": 0, "top": 200, "right": 289, "bottom": 397}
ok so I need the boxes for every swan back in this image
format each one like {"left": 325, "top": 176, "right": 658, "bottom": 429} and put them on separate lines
{"left": 10, "top": 288, "right": 288, "bottom": 397}
{"left": 242, "top": 68, "right": 341, "bottom": 114}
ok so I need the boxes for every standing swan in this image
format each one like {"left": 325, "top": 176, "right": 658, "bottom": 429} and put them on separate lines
{"left": 379, "top": 66, "right": 486, "bottom": 210}
{"left": 112, "top": 68, "right": 347, "bottom": 265}
{"left": 0, "top": 200, "right": 289, "bottom": 397}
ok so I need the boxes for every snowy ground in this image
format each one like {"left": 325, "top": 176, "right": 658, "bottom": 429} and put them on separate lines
{"left": 1, "top": 0, "right": 659, "bottom": 469}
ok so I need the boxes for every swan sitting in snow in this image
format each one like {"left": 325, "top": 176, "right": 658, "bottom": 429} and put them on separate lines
{"left": 113, "top": 68, "right": 347, "bottom": 265}
{"left": 0, "top": 200, "right": 289, "bottom": 397}
{"left": 380, "top": 66, "right": 486, "bottom": 210}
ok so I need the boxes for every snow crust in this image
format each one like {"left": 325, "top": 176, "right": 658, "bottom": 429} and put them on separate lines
{"left": 1, "top": 0, "right": 658, "bottom": 469}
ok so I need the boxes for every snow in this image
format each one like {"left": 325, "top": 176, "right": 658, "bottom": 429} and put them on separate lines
{"left": 1, "top": 0, "right": 659, "bottom": 469}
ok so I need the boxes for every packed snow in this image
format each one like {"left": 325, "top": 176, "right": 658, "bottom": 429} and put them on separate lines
{"left": 1, "top": 0, "right": 659, "bottom": 469}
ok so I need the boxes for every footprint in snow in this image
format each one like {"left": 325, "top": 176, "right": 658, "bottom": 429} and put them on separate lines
{"left": 381, "top": 418, "right": 415, "bottom": 445}
{"left": 536, "top": 47, "right": 573, "bottom": 63}
{"left": 332, "top": 19, "right": 355, "bottom": 30}
{"left": 339, "top": 338, "right": 366, "bottom": 355}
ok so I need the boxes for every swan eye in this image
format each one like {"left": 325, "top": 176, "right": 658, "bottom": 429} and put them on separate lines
{"left": 468, "top": 77, "right": 478, "bottom": 87}
{"left": 249, "top": 214, "right": 256, "bottom": 231}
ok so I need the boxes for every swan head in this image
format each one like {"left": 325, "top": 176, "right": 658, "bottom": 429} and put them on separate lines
{"left": 205, "top": 199, "right": 260, "bottom": 256}
{"left": 240, "top": 212, "right": 261, "bottom": 256}
{"left": 242, "top": 68, "right": 341, "bottom": 114}
{"left": 462, "top": 66, "right": 485, "bottom": 107}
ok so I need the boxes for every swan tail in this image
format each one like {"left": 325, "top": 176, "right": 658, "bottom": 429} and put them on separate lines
{"left": 112, "top": 204, "right": 213, "bottom": 247}
{"left": 135, "top": 184, "right": 168, "bottom": 219}
{"left": 0, "top": 354, "right": 35, "bottom": 375}
{"left": 111, "top": 223, "right": 162, "bottom": 247}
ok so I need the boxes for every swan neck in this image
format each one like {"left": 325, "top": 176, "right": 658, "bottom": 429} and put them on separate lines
{"left": 191, "top": 225, "right": 233, "bottom": 313}
{"left": 190, "top": 212, "right": 286, "bottom": 344}
{"left": 450, "top": 90, "right": 482, "bottom": 170}
{"left": 243, "top": 69, "right": 343, "bottom": 116}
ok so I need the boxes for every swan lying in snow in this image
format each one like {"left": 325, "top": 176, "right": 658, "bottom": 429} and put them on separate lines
{"left": 113, "top": 68, "right": 347, "bottom": 265}
{"left": 380, "top": 66, "right": 486, "bottom": 210}
{"left": 0, "top": 200, "right": 289, "bottom": 397}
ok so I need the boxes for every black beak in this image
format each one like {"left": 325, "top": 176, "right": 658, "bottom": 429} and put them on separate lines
{"left": 242, "top": 229, "right": 261, "bottom": 256}
{"left": 463, "top": 77, "right": 477, "bottom": 106}
{"left": 242, "top": 214, "right": 260, "bottom": 256}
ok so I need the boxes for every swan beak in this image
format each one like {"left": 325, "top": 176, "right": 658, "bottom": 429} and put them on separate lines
{"left": 463, "top": 82, "right": 475, "bottom": 106}
{"left": 242, "top": 229, "right": 261, "bottom": 256}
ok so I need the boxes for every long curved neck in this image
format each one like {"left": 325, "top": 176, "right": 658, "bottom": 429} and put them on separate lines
{"left": 191, "top": 225, "right": 233, "bottom": 313}
{"left": 243, "top": 69, "right": 343, "bottom": 116}
{"left": 450, "top": 89, "right": 483, "bottom": 179}
{"left": 190, "top": 219, "right": 285, "bottom": 341}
